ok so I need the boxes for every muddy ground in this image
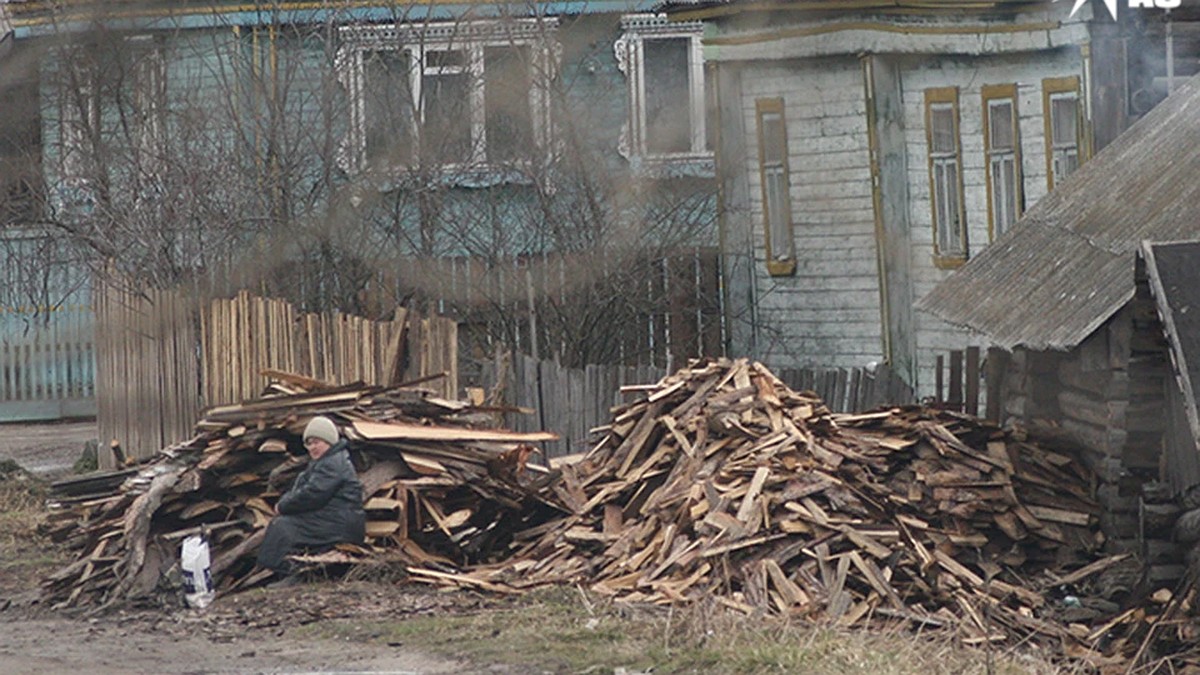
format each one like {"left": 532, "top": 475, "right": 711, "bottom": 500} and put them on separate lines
{"left": 0, "top": 420, "right": 490, "bottom": 674}
{"left": 0, "top": 582, "right": 493, "bottom": 674}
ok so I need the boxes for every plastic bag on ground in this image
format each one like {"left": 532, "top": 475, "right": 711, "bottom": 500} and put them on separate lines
{"left": 180, "top": 534, "right": 215, "bottom": 609}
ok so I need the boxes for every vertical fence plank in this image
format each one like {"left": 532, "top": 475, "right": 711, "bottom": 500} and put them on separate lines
{"left": 949, "top": 350, "right": 964, "bottom": 410}
{"left": 985, "top": 347, "right": 1008, "bottom": 422}
{"left": 935, "top": 355, "right": 944, "bottom": 403}
{"left": 965, "top": 346, "right": 980, "bottom": 416}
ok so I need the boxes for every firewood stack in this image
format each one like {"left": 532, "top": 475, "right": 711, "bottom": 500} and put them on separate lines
{"left": 451, "top": 358, "right": 1145, "bottom": 651}
{"left": 40, "top": 375, "right": 561, "bottom": 610}
{"left": 38, "top": 358, "right": 1198, "bottom": 666}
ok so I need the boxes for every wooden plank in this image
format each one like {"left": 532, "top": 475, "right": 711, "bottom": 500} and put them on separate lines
{"left": 949, "top": 350, "right": 963, "bottom": 409}
{"left": 965, "top": 346, "right": 980, "bottom": 416}
{"left": 352, "top": 420, "right": 558, "bottom": 443}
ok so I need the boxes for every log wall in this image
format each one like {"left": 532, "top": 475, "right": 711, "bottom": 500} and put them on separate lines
{"left": 997, "top": 299, "right": 1184, "bottom": 582}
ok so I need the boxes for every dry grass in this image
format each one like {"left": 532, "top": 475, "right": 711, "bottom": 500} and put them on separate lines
{"left": 303, "top": 586, "right": 1078, "bottom": 674}
{"left": 0, "top": 464, "right": 70, "bottom": 595}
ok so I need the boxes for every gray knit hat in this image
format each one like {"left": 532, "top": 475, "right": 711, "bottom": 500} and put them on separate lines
{"left": 303, "top": 416, "right": 339, "bottom": 445}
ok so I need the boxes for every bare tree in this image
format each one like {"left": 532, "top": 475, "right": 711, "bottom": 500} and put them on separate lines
{"left": 5, "top": 2, "right": 719, "bottom": 368}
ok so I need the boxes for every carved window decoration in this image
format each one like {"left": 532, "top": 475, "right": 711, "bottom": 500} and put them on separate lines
{"left": 338, "top": 19, "right": 558, "bottom": 180}
{"left": 925, "top": 87, "right": 967, "bottom": 266}
{"left": 615, "top": 14, "right": 713, "bottom": 174}
{"left": 982, "top": 84, "right": 1023, "bottom": 241}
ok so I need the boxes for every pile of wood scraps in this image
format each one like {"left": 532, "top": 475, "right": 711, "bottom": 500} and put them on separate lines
{"left": 40, "top": 374, "right": 562, "bottom": 610}
{"left": 430, "top": 358, "right": 1193, "bottom": 665}
{"left": 38, "top": 357, "right": 1198, "bottom": 668}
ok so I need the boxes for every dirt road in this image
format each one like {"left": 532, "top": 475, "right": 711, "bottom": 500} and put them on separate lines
{"left": 0, "top": 420, "right": 95, "bottom": 477}
{"left": 0, "top": 582, "right": 481, "bottom": 674}
{"left": 0, "top": 615, "right": 462, "bottom": 674}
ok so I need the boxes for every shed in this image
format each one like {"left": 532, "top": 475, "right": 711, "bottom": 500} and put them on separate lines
{"left": 918, "top": 73, "right": 1200, "bottom": 581}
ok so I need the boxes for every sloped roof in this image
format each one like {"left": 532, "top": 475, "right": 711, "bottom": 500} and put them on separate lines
{"left": 1142, "top": 240, "right": 1200, "bottom": 488}
{"left": 4, "top": 0, "right": 652, "bottom": 36}
{"left": 661, "top": 0, "right": 1051, "bottom": 19}
{"left": 917, "top": 72, "right": 1200, "bottom": 351}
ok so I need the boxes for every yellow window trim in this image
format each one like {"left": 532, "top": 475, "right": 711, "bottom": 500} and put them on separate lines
{"left": 756, "top": 97, "right": 796, "bottom": 277}
{"left": 924, "top": 86, "right": 966, "bottom": 266}
{"left": 1042, "top": 75, "right": 1085, "bottom": 191}
{"left": 981, "top": 83, "right": 1022, "bottom": 243}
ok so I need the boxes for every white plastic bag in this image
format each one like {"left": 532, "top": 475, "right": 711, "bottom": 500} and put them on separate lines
{"left": 180, "top": 534, "right": 215, "bottom": 609}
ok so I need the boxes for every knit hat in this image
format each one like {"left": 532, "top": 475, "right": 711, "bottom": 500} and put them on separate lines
{"left": 303, "top": 416, "right": 339, "bottom": 446}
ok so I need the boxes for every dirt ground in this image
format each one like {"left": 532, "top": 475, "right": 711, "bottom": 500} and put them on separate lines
{"left": 0, "top": 583, "right": 485, "bottom": 674}
{"left": 0, "top": 421, "right": 487, "bottom": 674}
{"left": 0, "top": 420, "right": 96, "bottom": 477}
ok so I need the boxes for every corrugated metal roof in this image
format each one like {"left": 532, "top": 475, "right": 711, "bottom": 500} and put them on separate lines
{"left": 917, "top": 72, "right": 1200, "bottom": 351}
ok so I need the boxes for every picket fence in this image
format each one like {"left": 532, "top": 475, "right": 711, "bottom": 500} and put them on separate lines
{"left": 0, "top": 228, "right": 95, "bottom": 422}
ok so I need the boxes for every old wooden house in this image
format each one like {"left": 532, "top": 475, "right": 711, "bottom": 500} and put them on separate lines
{"left": 919, "top": 74, "right": 1200, "bottom": 580}
{"left": 663, "top": 0, "right": 1196, "bottom": 395}
{"left": 0, "top": 0, "right": 724, "bottom": 421}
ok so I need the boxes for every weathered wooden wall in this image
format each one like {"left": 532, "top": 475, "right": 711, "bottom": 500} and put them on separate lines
{"left": 736, "top": 56, "right": 885, "bottom": 370}
{"left": 994, "top": 296, "right": 1184, "bottom": 582}
{"left": 903, "top": 50, "right": 1086, "bottom": 398}
{"left": 713, "top": 19, "right": 1093, "bottom": 399}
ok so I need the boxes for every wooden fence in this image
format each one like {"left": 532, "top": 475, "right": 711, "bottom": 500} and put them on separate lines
{"left": 773, "top": 364, "right": 914, "bottom": 416}
{"left": 929, "top": 346, "right": 989, "bottom": 418}
{"left": 481, "top": 353, "right": 914, "bottom": 459}
{"left": 95, "top": 283, "right": 201, "bottom": 467}
{"left": 96, "top": 284, "right": 456, "bottom": 465}
{"left": 200, "top": 291, "right": 456, "bottom": 407}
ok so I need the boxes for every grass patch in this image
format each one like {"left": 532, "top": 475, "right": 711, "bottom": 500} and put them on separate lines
{"left": 299, "top": 586, "right": 1072, "bottom": 674}
{"left": 0, "top": 466, "right": 70, "bottom": 594}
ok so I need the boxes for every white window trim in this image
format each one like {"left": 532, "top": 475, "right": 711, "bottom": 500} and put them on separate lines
{"left": 337, "top": 19, "right": 559, "bottom": 180}
{"left": 615, "top": 14, "right": 712, "bottom": 170}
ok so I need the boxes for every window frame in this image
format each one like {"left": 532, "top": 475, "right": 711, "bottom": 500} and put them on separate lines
{"left": 981, "top": 83, "right": 1023, "bottom": 242}
{"left": 924, "top": 86, "right": 967, "bottom": 268}
{"left": 1042, "top": 75, "right": 1086, "bottom": 190}
{"left": 337, "top": 19, "right": 558, "bottom": 180}
{"left": 755, "top": 97, "right": 795, "bottom": 277}
{"left": 126, "top": 35, "right": 169, "bottom": 169}
{"left": 615, "top": 14, "right": 713, "bottom": 173}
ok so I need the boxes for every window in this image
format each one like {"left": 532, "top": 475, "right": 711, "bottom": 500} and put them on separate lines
{"left": 0, "top": 62, "right": 43, "bottom": 224}
{"left": 128, "top": 37, "right": 168, "bottom": 165}
{"left": 339, "top": 20, "right": 557, "bottom": 177}
{"left": 58, "top": 61, "right": 99, "bottom": 187}
{"left": 56, "top": 37, "right": 167, "bottom": 188}
{"left": 982, "top": 84, "right": 1023, "bottom": 241}
{"left": 615, "top": 14, "right": 713, "bottom": 171}
{"left": 925, "top": 88, "right": 966, "bottom": 265}
{"left": 1043, "top": 76, "right": 1086, "bottom": 189}
{"left": 756, "top": 98, "right": 794, "bottom": 276}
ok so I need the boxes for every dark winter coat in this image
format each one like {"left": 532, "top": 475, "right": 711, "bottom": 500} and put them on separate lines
{"left": 256, "top": 440, "right": 366, "bottom": 573}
